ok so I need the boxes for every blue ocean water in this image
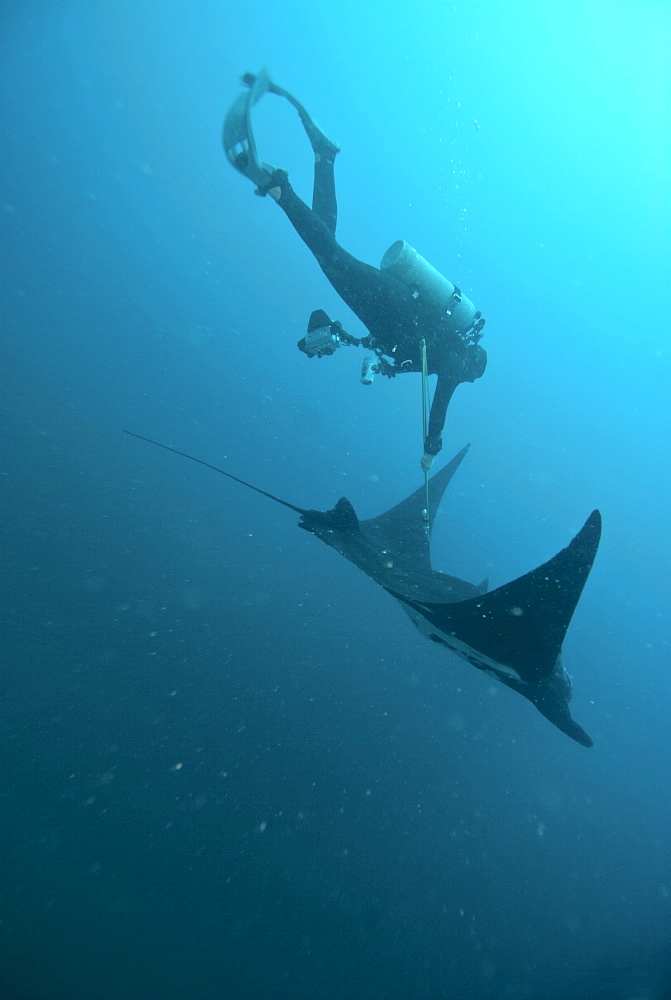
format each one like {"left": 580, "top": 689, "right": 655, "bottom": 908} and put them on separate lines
{"left": 2, "top": 1, "right": 670, "bottom": 997}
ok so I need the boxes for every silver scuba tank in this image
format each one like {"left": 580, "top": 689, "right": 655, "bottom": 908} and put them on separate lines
{"left": 380, "top": 239, "right": 479, "bottom": 335}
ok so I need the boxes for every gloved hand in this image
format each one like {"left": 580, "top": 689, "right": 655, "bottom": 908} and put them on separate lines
{"left": 420, "top": 453, "right": 435, "bottom": 471}
{"left": 463, "top": 343, "right": 487, "bottom": 382}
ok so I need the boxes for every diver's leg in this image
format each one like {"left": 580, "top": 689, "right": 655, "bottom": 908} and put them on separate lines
{"left": 240, "top": 70, "right": 339, "bottom": 229}
{"left": 265, "top": 171, "right": 333, "bottom": 258}
{"left": 268, "top": 172, "right": 411, "bottom": 335}
{"left": 312, "top": 153, "right": 337, "bottom": 235}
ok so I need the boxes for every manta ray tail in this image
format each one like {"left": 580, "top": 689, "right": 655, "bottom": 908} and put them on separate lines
{"left": 124, "top": 430, "right": 306, "bottom": 515}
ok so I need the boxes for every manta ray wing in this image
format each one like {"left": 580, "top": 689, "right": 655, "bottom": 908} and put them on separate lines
{"left": 127, "top": 431, "right": 599, "bottom": 745}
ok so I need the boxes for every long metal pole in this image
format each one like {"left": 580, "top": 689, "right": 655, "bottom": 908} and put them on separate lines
{"left": 420, "top": 339, "right": 430, "bottom": 534}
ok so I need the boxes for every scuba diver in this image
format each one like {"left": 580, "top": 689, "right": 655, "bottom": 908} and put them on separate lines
{"left": 223, "top": 71, "right": 487, "bottom": 468}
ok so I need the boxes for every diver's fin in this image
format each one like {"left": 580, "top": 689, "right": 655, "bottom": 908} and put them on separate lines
{"left": 124, "top": 431, "right": 306, "bottom": 516}
{"left": 222, "top": 69, "right": 278, "bottom": 193}
{"left": 390, "top": 510, "right": 601, "bottom": 684}
{"left": 241, "top": 70, "right": 340, "bottom": 158}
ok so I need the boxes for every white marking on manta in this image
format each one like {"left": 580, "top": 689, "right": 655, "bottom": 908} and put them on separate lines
{"left": 402, "top": 606, "right": 528, "bottom": 684}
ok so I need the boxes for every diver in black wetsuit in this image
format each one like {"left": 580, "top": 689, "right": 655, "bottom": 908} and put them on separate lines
{"left": 224, "top": 72, "right": 487, "bottom": 468}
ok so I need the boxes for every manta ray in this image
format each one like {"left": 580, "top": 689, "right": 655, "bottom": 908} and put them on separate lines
{"left": 126, "top": 431, "right": 601, "bottom": 747}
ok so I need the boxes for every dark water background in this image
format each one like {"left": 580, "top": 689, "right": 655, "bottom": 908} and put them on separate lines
{"left": 2, "top": 2, "right": 670, "bottom": 998}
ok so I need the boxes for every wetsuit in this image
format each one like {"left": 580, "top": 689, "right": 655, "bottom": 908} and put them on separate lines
{"left": 272, "top": 156, "right": 487, "bottom": 456}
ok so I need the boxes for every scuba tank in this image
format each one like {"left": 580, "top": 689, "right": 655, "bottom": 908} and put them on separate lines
{"left": 380, "top": 240, "right": 483, "bottom": 337}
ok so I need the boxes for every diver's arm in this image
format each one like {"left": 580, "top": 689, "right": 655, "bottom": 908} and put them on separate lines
{"left": 422, "top": 373, "right": 459, "bottom": 464}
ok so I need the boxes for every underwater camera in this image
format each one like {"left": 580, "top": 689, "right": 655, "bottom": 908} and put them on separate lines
{"left": 297, "top": 309, "right": 361, "bottom": 359}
